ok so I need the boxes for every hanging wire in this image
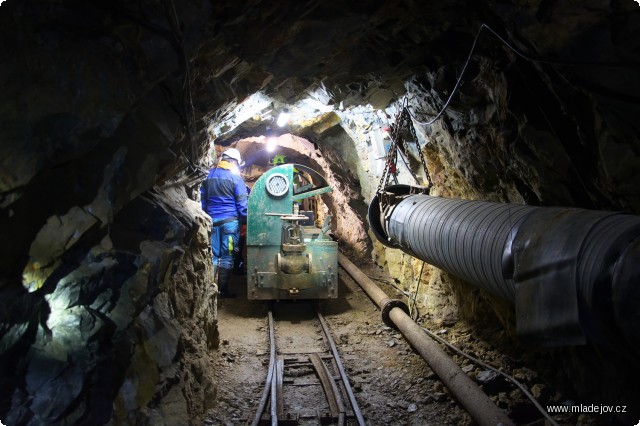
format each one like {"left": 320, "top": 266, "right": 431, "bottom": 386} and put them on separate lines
{"left": 409, "top": 261, "right": 425, "bottom": 321}
{"left": 409, "top": 25, "right": 485, "bottom": 126}
{"left": 421, "top": 326, "right": 560, "bottom": 426}
{"left": 374, "top": 22, "right": 629, "bottom": 425}
{"left": 408, "top": 23, "right": 640, "bottom": 127}
{"left": 479, "top": 23, "right": 640, "bottom": 68}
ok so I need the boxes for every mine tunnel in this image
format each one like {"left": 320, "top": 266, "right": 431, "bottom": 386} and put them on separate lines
{"left": 1, "top": 1, "right": 640, "bottom": 425}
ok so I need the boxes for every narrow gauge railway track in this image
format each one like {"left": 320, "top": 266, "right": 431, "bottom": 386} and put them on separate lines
{"left": 250, "top": 303, "right": 366, "bottom": 426}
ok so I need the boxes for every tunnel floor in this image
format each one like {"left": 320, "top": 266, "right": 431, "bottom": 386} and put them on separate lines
{"left": 203, "top": 258, "right": 580, "bottom": 425}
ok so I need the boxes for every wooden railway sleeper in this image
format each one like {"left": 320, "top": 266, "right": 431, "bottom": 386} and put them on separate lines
{"left": 252, "top": 308, "right": 365, "bottom": 425}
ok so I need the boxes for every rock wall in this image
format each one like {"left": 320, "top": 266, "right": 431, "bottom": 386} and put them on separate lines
{"left": 357, "top": 43, "right": 640, "bottom": 421}
{"left": 2, "top": 184, "right": 218, "bottom": 425}
{"left": 0, "top": 1, "right": 219, "bottom": 423}
{"left": 1, "top": 0, "right": 640, "bottom": 423}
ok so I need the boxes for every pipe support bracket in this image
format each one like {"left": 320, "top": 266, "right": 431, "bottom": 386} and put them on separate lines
{"left": 380, "top": 297, "right": 410, "bottom": 329}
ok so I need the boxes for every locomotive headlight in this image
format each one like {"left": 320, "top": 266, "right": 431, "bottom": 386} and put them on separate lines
{"left": 265, "top": 173, "right": 290, "bottom": 197}
{"left": 266, "top": 137, "right": 278, "bottom": 152}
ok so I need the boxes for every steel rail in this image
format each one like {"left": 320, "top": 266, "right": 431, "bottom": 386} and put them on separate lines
{"left": 274, "top": 356, "right": 284, "bottom": 420}
{"left": 317, "top": 310, "right": 366, "bottom": 426}
{"left": 251, "top": 310, "right": 277, "bottom": 426}
{"left": 252, "top": 307, "right": 364, "bottom": 425}
{"left": 339, "top": 253, "right": 513, "bottom": 426}
{"left": 309, "top": 353, "right": 345, "bottom": 425}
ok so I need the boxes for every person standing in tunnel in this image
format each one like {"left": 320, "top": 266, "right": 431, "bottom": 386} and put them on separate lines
{"left": 201, "top": 147, "right": 248, "bottom": 298}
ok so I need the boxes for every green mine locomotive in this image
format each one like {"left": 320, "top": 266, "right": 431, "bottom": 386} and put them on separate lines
{"left": 246, "top": 164, "right": 338, "bottom": 300}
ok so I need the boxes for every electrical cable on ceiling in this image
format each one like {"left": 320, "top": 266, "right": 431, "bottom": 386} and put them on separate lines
{"left": 409, "top": 23, "right": 640, "bottom": 127}
{"left": 480, "top": 23, "right": 640, "bottom": 68}
{"left": 376, "top": 22, "right": 629, "bottom": 426}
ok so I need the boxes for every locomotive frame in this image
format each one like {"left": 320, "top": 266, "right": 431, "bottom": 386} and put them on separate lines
{"left": 246, "top": 163, "right": 338, "bottom": 300}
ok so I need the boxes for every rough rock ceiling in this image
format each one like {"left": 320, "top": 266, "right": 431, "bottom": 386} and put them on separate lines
{"left": 200, "top": 0, "right": 640, "bottom": 211}
{"left": 1, "top": 0, "right": 640, "bottom": 424}
{"left": 200, "top": 0, "right": 640, "bottom": 138}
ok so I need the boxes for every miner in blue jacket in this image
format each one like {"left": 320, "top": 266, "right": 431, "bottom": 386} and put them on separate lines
{"left": 201, "top": 147, "right": 248, "bottom": 298}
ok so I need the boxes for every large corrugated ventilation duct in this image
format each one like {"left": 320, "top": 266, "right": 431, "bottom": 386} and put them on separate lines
{"left": 369, "top": 185, "right": 640, "bottom": 355}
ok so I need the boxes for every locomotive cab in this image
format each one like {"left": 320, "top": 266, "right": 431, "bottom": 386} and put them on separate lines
{"left": 246, "top": 164, "right": 338, "bottom": 300}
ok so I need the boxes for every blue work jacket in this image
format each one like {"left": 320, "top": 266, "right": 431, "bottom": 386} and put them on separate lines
{"left": 201, "top": 161, "right": 248, "bottom": 222}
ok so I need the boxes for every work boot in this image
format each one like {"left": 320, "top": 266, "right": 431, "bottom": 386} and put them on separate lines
{"left": 217, "top": 267, "right": 236, "bottom": 298}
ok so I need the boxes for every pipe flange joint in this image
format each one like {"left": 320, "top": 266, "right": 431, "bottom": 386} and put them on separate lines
{"left": 380, "top": 298, "right": 410, "bottom": 329}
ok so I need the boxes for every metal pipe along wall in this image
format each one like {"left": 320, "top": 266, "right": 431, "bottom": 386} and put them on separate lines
{"left": 369, "top": 186, "right": 640, "bottom": 355}
{"left": 338, "top": 254, "right": 513, "bottom": 426}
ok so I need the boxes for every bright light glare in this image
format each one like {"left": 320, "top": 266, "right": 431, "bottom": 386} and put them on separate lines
{"left": 276, "top": 110, "right": 290, "bottom": 127}
{"left": 266, "top": 137, "right": 278, "bottom": 152}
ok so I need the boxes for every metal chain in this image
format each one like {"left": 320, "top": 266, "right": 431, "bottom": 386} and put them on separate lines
{"left": 406, "top": 107, "right": 434, "bottom": 190}
{"left": 396, "top": 108, "right": 422, "bottom": 186}
{"left": 376, "top": 100, "right": 433, "bottom": 195}
{"left": 375, "top": 109, "right": 403, "bottom": 194}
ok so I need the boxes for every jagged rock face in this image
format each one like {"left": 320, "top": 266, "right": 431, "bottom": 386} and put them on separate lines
{"left": 0, "top": 2, "right": 218, "bottom": 423}
{"left": 2, "top": 184, "right": 217, "bottom": 425}
{"left": 1, "top": 0, "right": 640, "bottom": 424}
